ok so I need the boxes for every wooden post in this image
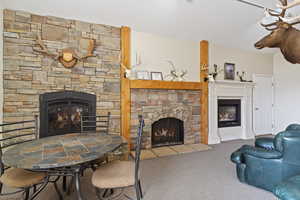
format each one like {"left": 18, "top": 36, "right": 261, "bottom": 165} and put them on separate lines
{"left": 200, "top": 40, "right": 209, "bottom": 144}
{"left": 200, "top": 40, "right": 209, "bottom": 82}
{"left": 121, "top": 27, "right": 131, "bottom": 144}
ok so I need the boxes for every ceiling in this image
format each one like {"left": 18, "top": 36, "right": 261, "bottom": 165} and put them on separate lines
{"left": 2, "top": 0, "right": 296, "bottom": 53}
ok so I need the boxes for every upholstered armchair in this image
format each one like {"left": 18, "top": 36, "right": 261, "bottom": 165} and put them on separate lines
{"left": 231, "top": 124, "right": 300, "bottom": 192}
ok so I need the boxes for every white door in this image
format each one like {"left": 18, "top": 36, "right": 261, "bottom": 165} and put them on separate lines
{"left": 253, "top": 74, "right": 274, "bottom": 135}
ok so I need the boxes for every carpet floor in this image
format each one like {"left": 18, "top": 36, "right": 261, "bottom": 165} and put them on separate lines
{"left": 1, "top": 139, "right": 276, "bottom": 200}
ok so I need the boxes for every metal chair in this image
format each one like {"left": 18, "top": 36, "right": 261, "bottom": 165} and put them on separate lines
{"left": 91, "top": 115, "right": 144, "bottom": 200}
{"left": 0, "top": 116, "right": 49, "bottom": 200}
{"left": 81, "top": 112, "right": 111, "bottom": 134}
{"left": 61, "top": 112, "right": 113, "bottom": 194}
{"left": 80, "top": 112, "right": 112, "bottom": 168}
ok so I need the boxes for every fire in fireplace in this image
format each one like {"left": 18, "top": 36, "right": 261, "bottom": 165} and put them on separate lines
{"left": 151, "top": 117, "right": 184, "bottom": 148}
{"left": 218, "top": 99, "right": 241, "bottom": 128}
{"left": 39, "top": 91, "right": 96, "bottom": 138}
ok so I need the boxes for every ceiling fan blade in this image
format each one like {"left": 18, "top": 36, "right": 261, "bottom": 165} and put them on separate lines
{"left": 236, "top": 0, "right": 280, "bottom": 13}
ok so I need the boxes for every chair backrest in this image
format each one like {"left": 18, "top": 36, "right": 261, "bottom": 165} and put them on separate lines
{"left": 135, "top": 115, "right": 145, "bottom": 183}
{"left": 0, "top": 116, "right": 38, "bottom": 175}
{"left": 81, "top": 112, "right": 111, "bottom": 134}
{"left": 275, "top": 128, "right": 300, "bottom": 152}
{"left": 286, "top": 124, "right": 300, "bottom": 132}
{"left": 274, "top": 129, "right": 300, "bottom": 164}
{"left": 281, "top": 135, "right": 300, "bottom": 165}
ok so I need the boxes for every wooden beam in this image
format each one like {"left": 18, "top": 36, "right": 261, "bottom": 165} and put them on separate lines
{"left": 200, "top": 40, "right": 209, "bottom": 144}
{"left": 130, "top": 80, "right": 203, "bottom": 90}
{"left": 121, "top": 26, "right": 131, "bottom": 69}
{"left": 200, "top": 40, "right": 209, "bottom": 82}
{"left": 121, "top": 26, "right": 131, "bottom": 144}
{"left": 200, "top": 82, "right": 209, "bottom": 144}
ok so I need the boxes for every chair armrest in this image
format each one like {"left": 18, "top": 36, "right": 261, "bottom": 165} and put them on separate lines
{"left": 255, "top": 137, "right": 275, "bottom": 150}
{"left": 231, "top": 149, "right": 244, "bottom": 164}
{"left": 241, "top": 145, "right": 282, "bottom": 159}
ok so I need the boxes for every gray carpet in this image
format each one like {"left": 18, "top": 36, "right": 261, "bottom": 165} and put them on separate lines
{"left": 2, "top": 139, "right": 276, "bottom": 200}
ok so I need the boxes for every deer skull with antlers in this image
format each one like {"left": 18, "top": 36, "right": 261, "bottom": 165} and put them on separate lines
{"left": 255, "top": 0, "right": 300, "bottom": 64}
{"left": 33, "top": 34, "right": 95, "bottom": 68}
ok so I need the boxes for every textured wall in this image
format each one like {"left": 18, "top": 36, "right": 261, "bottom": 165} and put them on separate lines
{"left": 0, "top": 7, "right": 3, "bottom": 125}
{"left": 3, "top": 9, "right": 121, "bottom": 134}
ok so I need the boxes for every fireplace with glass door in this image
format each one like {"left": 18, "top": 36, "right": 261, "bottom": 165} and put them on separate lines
{"left": 39, "top": 91, "right": 96, "bottom": 138}
{"left": 218, "top": 99, "right": 241, "bottom": 128}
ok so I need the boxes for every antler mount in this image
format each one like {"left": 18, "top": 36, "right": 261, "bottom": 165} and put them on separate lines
{"left": 33, "top": 34, "right": 95, "bottom": 68}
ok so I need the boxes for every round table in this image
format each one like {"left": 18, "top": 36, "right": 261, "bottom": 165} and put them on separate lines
{"left": 2, "top": 133, "right": 123, "bottom": 200}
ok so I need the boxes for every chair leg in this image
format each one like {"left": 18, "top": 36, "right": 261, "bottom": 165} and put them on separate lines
{"left": 33, "top": 185, "right": 37, "bottom": 193}
{"left": 66, "top": 176, "right": 74, "bottom": 195}
{"left": 30, "top": 177, "right": 50, "bottom": 200}
{"left": 0, "top": 183, "right": 3, "bottom": 194}
{"left": 138, "top": 180, "right": 143, "bottom": 198}
{"left": 62, "top": 176, "right": 67, "bottom": 192}
{"left": 24, "top": 188, "right": 30, "bottom": 200}
{"left": 135, "top": 183, "right": 141, "bottom": 200}
{"left": 54, "top": 181, "right": 64, "bottom": 200}
{"left": 95, "top": 187, "right": 103, "bottom": 200}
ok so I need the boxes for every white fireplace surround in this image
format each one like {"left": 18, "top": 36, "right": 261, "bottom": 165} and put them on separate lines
{"left": 208, "top": 80, "right": 255, "bottom": 144}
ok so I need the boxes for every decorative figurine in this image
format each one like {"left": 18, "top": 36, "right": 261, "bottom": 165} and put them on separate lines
{"left": 165, "top": 60, "right": 188, "bottom": 81}
{"left": 237, "top": 71, "right": 246, "bottom": 82}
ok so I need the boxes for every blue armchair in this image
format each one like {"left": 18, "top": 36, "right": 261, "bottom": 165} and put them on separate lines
{"left": 231, "top": 124, "right": 300, "bottom": 192}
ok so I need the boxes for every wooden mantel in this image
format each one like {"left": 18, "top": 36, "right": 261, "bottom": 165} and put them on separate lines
{"left": 130, "top": 80, "right": 203, "bottom": 90}
{"left": 121, "top": 26, "right": 209, "bottom": 146}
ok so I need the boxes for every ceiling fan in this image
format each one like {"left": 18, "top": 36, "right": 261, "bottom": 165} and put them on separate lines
{"left": 236, "top": 0, "right": 294, "bottom": 23}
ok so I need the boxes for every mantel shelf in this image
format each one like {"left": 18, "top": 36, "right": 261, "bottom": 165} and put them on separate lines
{"left": 129, "top": 80, "right": 204, "bottom": 90}
{"left": 211, "top": 80, "right": 255, "bottom": 86}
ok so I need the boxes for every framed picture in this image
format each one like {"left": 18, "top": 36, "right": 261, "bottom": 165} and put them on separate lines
{"left": 136, "top": 70, "right": 150, "bottom": 80}
{"left": 224, "top": 63, "right": 235, "bottom": 80}
{"left": 150, "top": 72, "right": 163, "bottom": 81}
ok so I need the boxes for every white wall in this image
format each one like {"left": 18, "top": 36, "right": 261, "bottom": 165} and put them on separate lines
{"left": 131, "top": 31, "right": 274, "bottom": 83}
{"left": 0, "top": 4, "right": 3, "bottom": 124}
{"left": 131, "top": 31, "right": 200, "bottom": 82}
{"left": 210, "top": 43, "right": 274, "bottom": 81}
{"left": 273, "top": 52, "right": 300, "bottom": 132}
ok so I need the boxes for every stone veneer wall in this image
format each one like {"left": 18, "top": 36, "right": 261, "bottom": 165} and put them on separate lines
{"left": 131, "top": 89, "right": 201, "bottom": 149}
{"left": 2, "top": 9, "right": 121, "bottom": 134}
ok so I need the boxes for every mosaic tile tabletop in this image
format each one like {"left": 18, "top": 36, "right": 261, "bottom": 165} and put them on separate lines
{"left": 2, "top": 133, "right": 123, "bottom": 170}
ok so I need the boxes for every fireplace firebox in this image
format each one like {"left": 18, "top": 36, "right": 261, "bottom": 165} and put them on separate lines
{"left": 151, "top": 117, "right": 184, "bottom": 148}
{"left": 218, "top": 99, "right": 241, "bottom": 128}
{"left": 39, "top": 91, "right": 96, "bottom": 138}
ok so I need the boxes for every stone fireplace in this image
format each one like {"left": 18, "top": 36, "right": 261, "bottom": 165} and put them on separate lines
{"left": 130, "top": 89, "right": 201, "bottom": 149}
{"left": 2, "top": 9, "right": 121, "bottom": 136}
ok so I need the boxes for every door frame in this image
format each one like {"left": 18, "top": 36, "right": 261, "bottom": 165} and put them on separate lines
{"left": 252, "top": 74, "right": 275, "bottom": 135}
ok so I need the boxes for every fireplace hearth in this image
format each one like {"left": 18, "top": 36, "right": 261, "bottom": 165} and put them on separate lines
{"left": 39, "top": 91, "right": 96, "bottom": 138}
{"left": 218, "top": 99, "right": 241, "bottom": 128}
{"left": 152, "top": 117, "right": 184, "bottom": 148}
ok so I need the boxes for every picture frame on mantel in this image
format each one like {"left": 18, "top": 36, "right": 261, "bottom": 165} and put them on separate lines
{"left": 224, "top": 63, "right": 235, "bottom": 80}
{"left": 136, "top": 70, "right": 150, "bottom": 80}
{"left": 151, "top": 72, "right": 163, "bottom": 81}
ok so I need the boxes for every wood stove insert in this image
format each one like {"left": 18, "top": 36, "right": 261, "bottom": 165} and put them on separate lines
{"left": 39, "top": 91, "right": 96, "bottom": 138}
